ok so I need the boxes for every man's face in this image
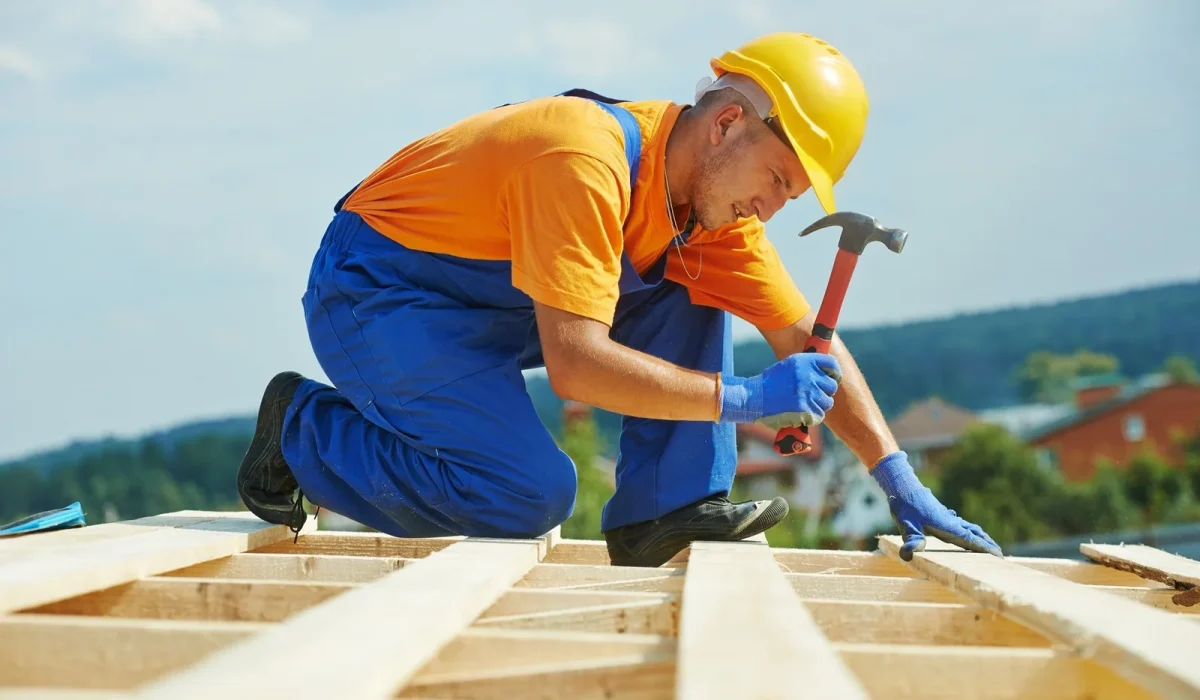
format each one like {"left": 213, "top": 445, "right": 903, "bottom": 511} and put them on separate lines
{"left": 690, "top": 105, "right": 812, "bottom": 231}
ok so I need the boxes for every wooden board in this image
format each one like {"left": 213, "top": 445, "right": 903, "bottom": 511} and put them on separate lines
{"left": 1081, "top": 542, "right": 1200, "bottom": 606}
{"left": 675, "top": 539, "right": 868, "bottom": 699}
{"left": 0, "top": 511, "right": 302, "bottom": 614}
{"left": 3, "top": 507, "right": 1191, "bottom": 699}
{"left": 135, "top": 533, "right": 555, "bottom": 699}
{"left": 879, "top": 534, "right": 1200, "bottom": 699}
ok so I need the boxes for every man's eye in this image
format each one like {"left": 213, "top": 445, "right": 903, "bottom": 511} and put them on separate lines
{"left": 773, "top": 171, "right": 782, "bottom": 185}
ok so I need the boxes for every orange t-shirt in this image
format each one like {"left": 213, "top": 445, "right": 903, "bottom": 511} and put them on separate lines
{"left": 339, "top": 95, "right": 810, "bottom": 330}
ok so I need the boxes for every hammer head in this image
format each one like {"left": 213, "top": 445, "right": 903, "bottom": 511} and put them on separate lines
{"left": 799, "top": 211, "right": 907, "bottom": 256}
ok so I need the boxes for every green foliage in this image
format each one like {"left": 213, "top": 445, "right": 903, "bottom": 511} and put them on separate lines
{"left": 0, "top": 434, "right": 251, "bottom": 526}
{"left": 1014, "top": 349, "right": 1120, "bottom": 403}
{"left": 931, "top": 422, "right": 1197, "bottom": 548}
{"left": 557, "top": 415, "right": 614, "bottom": 540}
{"left": 1164, "top": 354, "right": 1200, "bottom": 384}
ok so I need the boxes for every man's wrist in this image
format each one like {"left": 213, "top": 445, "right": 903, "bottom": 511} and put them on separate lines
{"left": 870, "top": 451, "right": 917, "bottom": 496}
{"left": 718, "top": 373, "right": 764, "bottom": 423}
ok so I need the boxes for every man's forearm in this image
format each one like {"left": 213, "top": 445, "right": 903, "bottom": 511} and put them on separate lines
{"left": 536, "top": 302, "right": 721, "bottom": 422}
{"left": 761, "top": 316, "right": 898, "bottom": 467}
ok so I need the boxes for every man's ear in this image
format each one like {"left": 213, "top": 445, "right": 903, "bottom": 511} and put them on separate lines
{"left": 710, "top": 103, "right": 746, "bottom": 145}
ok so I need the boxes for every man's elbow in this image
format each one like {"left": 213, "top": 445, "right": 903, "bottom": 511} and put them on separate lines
{"left": 545, "top": 353, "right": 589, "bottom": 402}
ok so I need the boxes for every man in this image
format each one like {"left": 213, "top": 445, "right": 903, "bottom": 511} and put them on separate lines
{"left": 237, "top": 32, "right": 1002, "bottom": 567}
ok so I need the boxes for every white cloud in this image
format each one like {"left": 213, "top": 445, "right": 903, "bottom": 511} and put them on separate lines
{"left": 0, "top": 45, "right": 45, "bottom": 81}
{"left": 116, "top": 0, "right": 223, "bottom": 46}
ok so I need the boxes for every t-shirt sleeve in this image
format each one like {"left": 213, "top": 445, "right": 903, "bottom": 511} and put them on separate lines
{"left": 665, "top": 222, "right": 811, "bottom": 331}
{"left": 502, "top": 151, "right": 628, "bottom": 325}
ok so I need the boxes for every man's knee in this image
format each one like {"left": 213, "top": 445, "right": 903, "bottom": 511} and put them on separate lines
{"left": 475, "top": 451, "right": 578, "bottom": 538}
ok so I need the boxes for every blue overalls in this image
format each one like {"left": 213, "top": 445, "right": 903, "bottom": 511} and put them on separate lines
{"left": 279, "top": 91, "right": 739, "bottom": 539}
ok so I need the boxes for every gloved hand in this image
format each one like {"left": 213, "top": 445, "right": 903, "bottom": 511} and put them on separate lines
{"left": 718, "top": 353, "right": 842, "bottom": 426}
{"left": 871, "top": 451, "right": 1003, "bottom": 561}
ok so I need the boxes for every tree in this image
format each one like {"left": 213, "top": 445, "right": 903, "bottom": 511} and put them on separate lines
{"left": 1119, "top": 450, "right": 1192, "bottom": 527}
{"left": 557, "top": 411, "right": 613, "bottom": 540}
{"left": 1164, "top": 354, "right": 1200, "bottom": 385}
{"left": 935, "top": 423, "right": 1062, "bottom": 546}
{"left": 1015, "top": 350, "right": 1120, "bottom": 403}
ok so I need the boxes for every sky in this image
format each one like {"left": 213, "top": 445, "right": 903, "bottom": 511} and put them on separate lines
{"left": 1, "top": 0, "right": 1197, "bottom": 461}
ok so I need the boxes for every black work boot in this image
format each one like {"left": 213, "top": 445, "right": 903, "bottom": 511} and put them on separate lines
{"left": 603, "top": 495, "right": 789, "bottom": 567}
{"left": 237, "top": 371, "right": 308, "bottom": 534}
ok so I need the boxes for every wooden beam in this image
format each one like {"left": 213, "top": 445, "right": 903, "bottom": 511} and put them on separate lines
{"left": 159, "top": 552, "right": 407, "bottom": 583}
{"left": 836, "top": 643, "right": 1157, "bottom": 700}
{"left": 411, "top": 628, "right": 672, "bottom": 684}
{"left": 23, "top": 576, "right": 354, "bottom": 623}
{"left": 879, "top": 535, "right": 1200, "bottom": 699}
{"left": 0, "top": 691, "right": 129, "bottom": 699}
{"left": 0, "top": 511, "right": 303, "bottom": 614}
{"left": 516, "top": 563, "right": 685, "bottom": 593}
{"left": 676, "top": 539, "right": 868, "bottom": 700}
{"left": 475, "top": 597, "right": 676, "bottom": 636}
{"left": 1081, "top": 542, "right": 1200, "bottom": 605}
{"left": 400, "top": 656, "right": 675, "bottom": 700}
{"left": 541, "top": 538, "right": 689, "bottom": 568}
{"left": 0, "top": 614, "right": 263, "bottom": 689}
{"left": 251, "top": 531, "right": 460, "bottom": 559}
{"left": 804, "top": 599, "right": 1052, "bottom": 647}
{"left": 136, "top": 533, "right": 554, "bottom": 699}
{"left": 773, "top": 548, "right": 918, "bottom": 577}
{"left": 1094, "top": 584, "right": 1200, "bottom": 613}
{"left": 1009, "top": 555, "right": 1164, "bottom": 587}
{"left": 787, "top": 572, "right": 967, "bottom": 604}
{"left": 481, "top": 589, "right": 673, "bottom": 617}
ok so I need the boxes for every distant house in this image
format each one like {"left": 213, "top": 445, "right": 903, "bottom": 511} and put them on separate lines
{"left": 1024, "top": 373, "right": 1200, "bottom": 480}
{"left": 734, "top": 424, "right": 893, "bottom": 541}
{"left": 888, "top": 397, "right": 982, "bottom": 470}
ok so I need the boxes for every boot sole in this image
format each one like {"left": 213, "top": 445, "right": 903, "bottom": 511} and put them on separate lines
{"left": 607, "top": 497, "right": 790, "bottom": 567}
{"left": 237, "top": 371, "right": 304, "bottom": 526}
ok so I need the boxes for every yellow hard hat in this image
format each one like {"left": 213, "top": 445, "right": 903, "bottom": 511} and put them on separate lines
{"left": 710, "top": 32, "right": 869, "bottom": 214}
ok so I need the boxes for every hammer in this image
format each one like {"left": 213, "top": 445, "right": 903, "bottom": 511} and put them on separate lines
{"left": 773, "top": 211, "right": 908, "bottom": 456}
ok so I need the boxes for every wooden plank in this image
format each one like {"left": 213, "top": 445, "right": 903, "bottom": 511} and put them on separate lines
{"left": 516, "top": 563, "right": 685, "bottom": 593}
{"left": 0, "top": 691, "right": 128, "bottom": 699}
{"left": 159, "top": 552, "right": 407, "bottom": 583}
{"left": 773, "top": 548, "right": 918, "bottom": 577}
{"left": 0, "top": 614, "right": 264, "bottom": 689}
{"left": 481, "top": 589, "right": 672, "bottom": 618}
{"left": 24, "top": 576, "right": 354, "bottom": 623}
{"left": 137, "top": 533, "right": 554, "bottom": 699}
{"left": 400, "top": 657, "right": 675, "bottom": 700}
{"left": 676, "top": 539, "right": 868, "bottom": 700}
{"left": 1010, "top": 555, "right": 1164, "bottom": 587}
{"left": 787, "top": 572, "right": 967, "bottom": 604}
{"left": 1094, "top": 584, "right": 1200, "bottom": 613}
{"left": 0, "top": 511, "right": 303, "bottom": 614}
{"left": 474, "top": 598, "right": 676, "bottom": 636}
{"left": 411, "top": 628, "right": 672, "bottom": 684}
{"left": 1081, "top": 542, "right": 1200, "bottom": 605}
{"left": 251, "top": 531, "right": 459, "bottom": 559}
{"left": 879, "top": 535, "right": 1200, "bottom": 699}
{"left": 805, "top": 599, "right": 1052, "bottom": 647}
{"left": 836, "top": 643, "right": 1157, "bottom": 700}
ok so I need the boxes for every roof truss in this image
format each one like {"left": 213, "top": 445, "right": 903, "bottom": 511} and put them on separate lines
{"left": 1, "top": 509, "right": 1196, "bottom": 698}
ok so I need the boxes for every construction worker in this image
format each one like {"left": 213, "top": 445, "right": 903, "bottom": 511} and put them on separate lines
{"left": 237, "top": 32, "right": 1002, "bottom": 566}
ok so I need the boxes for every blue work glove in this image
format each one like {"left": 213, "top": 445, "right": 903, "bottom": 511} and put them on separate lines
{"left": 718, "top": 353, "right": 842, "bottom": 426}
{"left": 871, "top": 451, "right": 1003, "bottom": 561}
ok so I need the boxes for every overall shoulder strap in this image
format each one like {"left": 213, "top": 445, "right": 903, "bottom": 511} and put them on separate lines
{"left": 555, "top": 89, "right": 641, "bottom": 192}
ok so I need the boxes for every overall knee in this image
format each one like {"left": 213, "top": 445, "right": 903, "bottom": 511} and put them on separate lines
{"left": 496, "top": 453, "right": 578, "bottom": 538}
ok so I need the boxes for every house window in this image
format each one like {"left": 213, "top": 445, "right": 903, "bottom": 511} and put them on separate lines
{"left": 1123, "top": 414, "right": 1145, "bottom": 442}
{"left": 1034, "top": 447, "right": 1058, "bottom": 471}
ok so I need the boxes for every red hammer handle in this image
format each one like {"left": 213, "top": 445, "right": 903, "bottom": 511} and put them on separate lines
{"left": 774, "top": 249, "right": 859, "bottom": 455}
